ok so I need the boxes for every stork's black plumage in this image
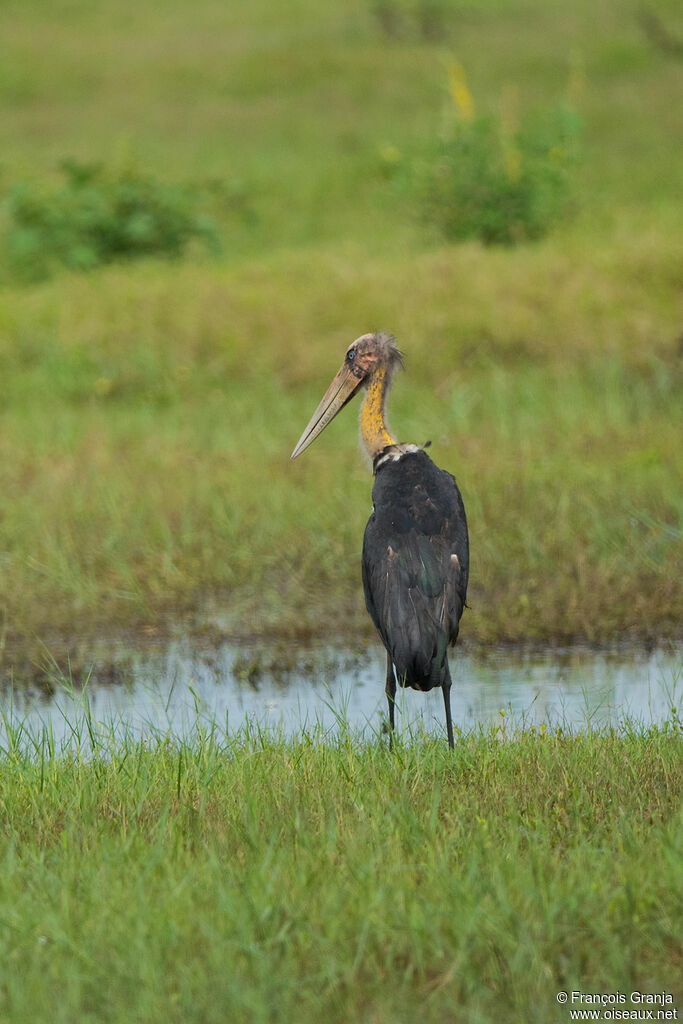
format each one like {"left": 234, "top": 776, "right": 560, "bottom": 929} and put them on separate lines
{"left": 291, "top": 332, "right": 469, "bottom": 748}
{"left": 363, "top": 448, "right": 468, "bottom": 689}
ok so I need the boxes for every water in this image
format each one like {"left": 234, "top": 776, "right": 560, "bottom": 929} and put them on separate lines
{"left": 1, "top": 636, "right": 680, "bottom": 747}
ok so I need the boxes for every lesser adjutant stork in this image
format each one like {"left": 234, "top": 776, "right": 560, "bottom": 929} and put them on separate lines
{"left": 291, "top": 332, "right": 469, "bottom": 748}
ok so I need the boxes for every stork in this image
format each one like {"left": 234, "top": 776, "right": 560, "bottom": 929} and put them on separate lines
{"left": 291, "top": 332, "right": 469, "bottom": 747}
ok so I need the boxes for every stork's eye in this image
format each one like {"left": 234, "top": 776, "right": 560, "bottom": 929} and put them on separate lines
{"left": 347, "top": 349, "right": 355, "bottom": 363}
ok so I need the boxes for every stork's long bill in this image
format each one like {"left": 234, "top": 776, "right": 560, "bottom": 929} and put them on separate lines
{"left": 290, "top": 361, "right": 364, "bottom": 459}
{"left": 290, "top": 332, "right": 403, "bottom": 460}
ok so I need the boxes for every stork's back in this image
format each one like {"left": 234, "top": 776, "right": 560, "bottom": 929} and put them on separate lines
{"left": 361, "top": 450, "right": 469, "bottom": 691}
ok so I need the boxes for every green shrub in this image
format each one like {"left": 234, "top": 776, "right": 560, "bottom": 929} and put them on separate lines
{"left": 419, "top": 70, "right": 582, "bottom": 245}
{"left": 4, "top": 160, "right": 221, "bottom": 281}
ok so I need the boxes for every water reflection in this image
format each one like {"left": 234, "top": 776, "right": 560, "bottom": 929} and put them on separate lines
{"left": 1, "top": 638, "right": 680, "bottom": 746}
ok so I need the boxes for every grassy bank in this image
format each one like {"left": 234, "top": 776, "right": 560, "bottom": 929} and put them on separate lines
{"left": 0, "top": 714, "right": 680, "bottom": 1023}
{"left": 1, "top": 0, "right": 682, "bottom": 652}
{"left": 1, "top": 231, "right": 681, "bottom": 649}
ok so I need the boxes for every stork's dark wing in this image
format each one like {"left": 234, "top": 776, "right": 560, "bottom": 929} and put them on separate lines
{"left": 362, "top": 450, "right": 468, "bottom": 691}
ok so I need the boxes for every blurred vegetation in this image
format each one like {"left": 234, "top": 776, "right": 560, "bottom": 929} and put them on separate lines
{"left": 372, "top": 0, "right": 458, "bottom": 41}
{"left": 1, "top": 0, "right": 681, "bottom": 258}
{"left": 0, "top": 0, "right": 681, "bottom": 649}
{"left": 5, "top": 160, "right": 220, "bottom": 281}
{"left": 416, "top": 65, "right": 582, "bottom": 244}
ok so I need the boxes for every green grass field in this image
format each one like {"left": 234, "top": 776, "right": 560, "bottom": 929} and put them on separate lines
{"left": 1, "top": 0, "right": 682, "bottom": 650}
{"left": 1, "top": 5, "right": 682, "bottom": 1019}
{"left": 0, "top": 709, "right": 680, "bottom": 1023}
{"left": 1, "top": 237, "right": 681, "bottom": 650}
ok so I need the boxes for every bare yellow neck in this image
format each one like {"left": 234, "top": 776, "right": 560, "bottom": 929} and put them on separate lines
{"left": 360, "top": 366, "right": 397, "bottom": 458}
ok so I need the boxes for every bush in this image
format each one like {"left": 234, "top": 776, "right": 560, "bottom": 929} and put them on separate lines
{"left": 4, "top": 160, "right": 221, "bottom": 281}
{"left": 418, "top": 69, "right": 582, "bottom": 245}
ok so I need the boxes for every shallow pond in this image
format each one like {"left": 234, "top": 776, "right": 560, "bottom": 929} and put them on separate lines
{"left": 1, "top": 636, "right": 680, "bottom": 746}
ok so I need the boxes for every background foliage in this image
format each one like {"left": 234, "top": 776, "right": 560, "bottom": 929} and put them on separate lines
{"left": 0, "top": 0, "right": 681, "bottom": 646}
{"left": 5, "top": 160, "right": 219, "bottom": 281}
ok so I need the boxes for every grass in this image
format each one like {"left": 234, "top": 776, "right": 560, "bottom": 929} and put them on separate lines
{"left": 0, "top": 0, "right": 682, "bottom": 653}
{"left": 0, "top": 704, "right": 681, "bottom": 1023}
{"left": 0, "top": 233, "right": 681, "bottom": 649}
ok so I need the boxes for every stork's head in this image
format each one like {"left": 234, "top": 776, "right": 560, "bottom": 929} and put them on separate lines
{"left": 291, "top": 332, "right": 403, "bottom": 459}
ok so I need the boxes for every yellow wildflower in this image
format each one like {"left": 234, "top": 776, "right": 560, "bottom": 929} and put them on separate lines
{"left": 448, "top": 62, "right": 474, "bottom": 122}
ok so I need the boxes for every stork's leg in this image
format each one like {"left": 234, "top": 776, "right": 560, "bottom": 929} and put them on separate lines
{"left": 385, "top": 652, "right": 396, "bottom": 748}
{"left": 442, "top": 661, "right": 455, "bottom": 750}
